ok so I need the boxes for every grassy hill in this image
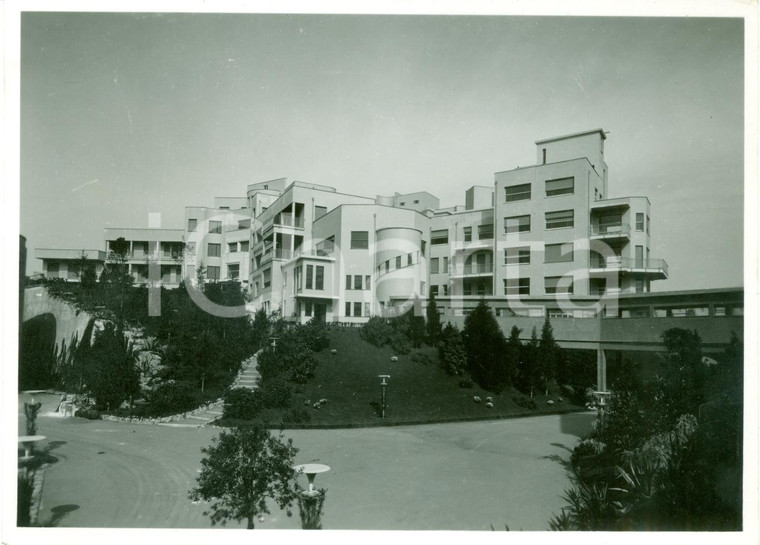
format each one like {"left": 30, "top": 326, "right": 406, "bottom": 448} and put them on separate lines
{"left": 225, "top": 327, "right": 584, "bottom": 429}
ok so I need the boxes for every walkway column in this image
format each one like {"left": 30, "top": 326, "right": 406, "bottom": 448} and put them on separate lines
{"left": 596, "top": 345, "right": 607, "bottom": 392}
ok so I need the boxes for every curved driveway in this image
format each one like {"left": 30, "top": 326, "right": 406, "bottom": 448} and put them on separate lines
{"left": 23, "top": 393, "right": 593, "bottom": 530}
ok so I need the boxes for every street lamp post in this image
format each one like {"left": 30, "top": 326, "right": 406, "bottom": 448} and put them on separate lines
{"left": 294, "top": 463, "right": 330, "bottom": 529}
{"left": 378, "top": 375, "right": 390, "bottom": 418}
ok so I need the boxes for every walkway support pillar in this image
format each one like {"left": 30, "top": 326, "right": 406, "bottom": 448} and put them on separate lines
{"left": 596, "top": 345, "right": 607, "bottom": 392}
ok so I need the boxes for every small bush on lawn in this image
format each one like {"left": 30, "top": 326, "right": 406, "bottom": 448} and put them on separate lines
{"left": 459, "top": 377, "right": 474, "bottom": 389}
{"left": 258, "top": 378, "right": 293, "bottom": 409}
{"left": 290, "top": 353, "right": 318, "bottom": 384}
{"left": 512, "top": 394, "right": 537, "bottom": 410}
{"left": 361, "top": 316, "right": 393, "bottom": 348}
{"left": 282, "top": 407, "right": 311, "bottom": 425}
{"left": 223, "top": 388, "right": 262, "bottom": 420}
{"left": 75, "top": 407, "right": 101, "bottom": 420}
{"left": 147, "top": 380, "right": 195, "bottom": 415}
{"left": 301, "top": 318, "right": 330, "bottom": 352}
{"left": 410, "top": 352, "right": 433, "bottom": 366}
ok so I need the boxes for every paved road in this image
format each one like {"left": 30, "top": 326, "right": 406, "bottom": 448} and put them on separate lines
{"left": 20, "top": 393, "right": 594, "bottom": 530}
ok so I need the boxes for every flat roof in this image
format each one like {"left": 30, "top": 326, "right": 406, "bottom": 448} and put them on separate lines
{"left": 535, "top": 128, "right": 606, "bottom": 145}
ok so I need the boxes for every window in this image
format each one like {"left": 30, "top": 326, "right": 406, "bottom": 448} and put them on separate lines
{"left": 635, "top": 279, "right": 644, "bottom": 293}
{"left": 354, "top": 302, "right": 362, "bottom": 317}
{"left": 463, "top": 227, "right": 472, "bottom": 242}
{"left": 545, "top": 177, "right": 574, "bottom": 196}
{"left": 545, "top": 276, "right": 573, "bottom": 294}
{"left": 354, "top": 275, "right": 363, "bottom": 290}
{"left": 504, "top": 278, "right": 530, "bottom": 295}
{"left": 635, "top": 246, "right": 644, "bottom": 267}
{"left": 443, "top": 256, "right": 448, "bottom": 273}
{"left": 228, "top": 263, "right": 240, "bottom": 280}
{"left": 188, "top": 219, "right": 197, "bottom": 232}
{"left": 430, "top": 285, "right": 439, "bottom": 297}
{"left": 542, "top": 148, "right": 547, "bottom": 165}
{"left": 408, "top": 253, "right": 413, "bottom": 266}
{"left": 636, "top": 213, "right": 644, "bottom": 231}
{"left": 240, "top": 241, "right": 249, "bottom": 252}
{"left": 443, "top": 284, "right": 449, "bottom": 296}
{"left": 314, "top": 205, "right": 327, "bottom": 220}
{"left": 545, "top": 210, "right": 574, "bottom": 229}
{"left": 365, "top": 275, "right": 371, "bottom": 290}
{"left": 364, "top": 303, "right": 371, "bottom": 317}
{"left": 400, "top": 202, "right": 406, "bottom": 206}
{"left": 431, "top": 258, "right": 439, "bottom": 274}
{"left": 345, "top": 302, "right": 351, "bottom": 316}
{"left": 646, "top": 215, "right": 650, "bottom": 235}
{"left": 209, "top": 221, "right": 222, "bottom": 234}
{"left": 315, "top": 266, "right": 324, "bottom": 290}
{"left": 238, "top": 219, "right": 251, "bottom": 230}
{"left": 396, "top": 256, "right": 402, "bottom": 269}
{"left": 306, "top": 265, "right": 314, "bottom": 289}
{"left": 351, "top": 231, "right": 369, "bottom": 249}
{"left": 505, "top": 183, "right": 531, "bottom": 202}
{"left": 207, "top": 266, "right": 220, "bottom": 280}
{"left": 505, "top": 215, "right": 531, "bottom": 233}
{"left": 346, "top": 275, "right": 351, "bottom": 289}
{"left": 208, "top": 243, "right": 221, "bottom": 257}
{"left": 413, "top": 199, "right": 420, "bottom": 204}
{"left": 431, "top": 229, "right": 448, "bottom": 245}
{"left": 421, "top": 240, "right": 426, "bottom": 257}
{"left": 544, "top": 242, "right": 574, "bottom": 263}
{"left": 228, "top": 242, "right": 238, "bottom": 253}
{"left": 305, "top": 302, "right": 313, "bottom": 317}
{"left": 478, "top": 224, "right": 494, "bottom": 240}
{"left": 296, "top": 266, "right": 302, "bottom": 290}
{"left": 505, "top": 247, "right": 530, "bottom": 265}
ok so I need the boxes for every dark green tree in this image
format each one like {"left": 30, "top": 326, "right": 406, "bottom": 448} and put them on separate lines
{"left": 425, "top": 288, "right": 442, "bottom": 345}
{"left": 82, "top": 322, "right": 140, "bottom": 411}
{"left": 538, "top": 317, "right": 560, "bottom": 395}
{"left": 438, "top": 322, "right": 467, "bottom": 376}
{"left": 252, "top": 307, "right": 271, "bottom": 350}
{"left": 518, "top": 327, "right": 541, "bottom": 397}
{"left": 655, "top": 328, "right": 706, "bottom": 430}
{"left": 505, "top": 325, "right": 522, "bottom": 387}
{"left": 462, "top": 300, "right": 508, "bottom": 392}
{"left": 78, "top": 252, "right": 98, "bottom": 290}
{"left": 188, "top": 426, "right": 300, "bottom": 529}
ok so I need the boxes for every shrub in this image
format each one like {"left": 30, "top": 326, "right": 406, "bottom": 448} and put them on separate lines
{"left": 258, "top": 378, "right": 292, "bottom": 409}
{"left": 301, "top": 319, "right": 330, "bottom": 352}
{"left": 512, "top": 394, "right": 537, "bottom": 410}
{"left": 147, "top": 380, "right": 195, "bottom": 415}
{"left": 360, "top": 317, "right": 393, "bottom": 347}
{"left": 223, "top": 388, "right": 262, "bottom": 420}
{"left": 439, "top": 323, "right": 467, "bottom": 376}
{"left": 75, "top": 407, "right": 102, "bottom": 420}
{"left": 282, "top": 407, "right": 311, "bottom": 425}
{"left": 458, "top": 377, "right": 473, "bottom": 389}
{"left": 290, "top": 353, "right": 318, "bottom": 384}
{"left": 389, "top": 331, "right": 412, "bottom": 354}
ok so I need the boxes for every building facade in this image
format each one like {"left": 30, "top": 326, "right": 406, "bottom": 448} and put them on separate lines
{"left": 34, "top": 129, "right": 669, "bottom": 322}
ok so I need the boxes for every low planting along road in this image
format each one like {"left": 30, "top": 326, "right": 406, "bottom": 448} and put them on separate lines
{"left": 20, "top": 392, "right": 594, "bottom": 530}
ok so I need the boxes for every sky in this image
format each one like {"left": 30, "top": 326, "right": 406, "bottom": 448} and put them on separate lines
{"left": 17, "top": 12, "right": 746, "bottom": 291}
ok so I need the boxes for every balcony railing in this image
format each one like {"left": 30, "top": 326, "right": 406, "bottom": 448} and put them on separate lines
{"left": 590, "top": 223, "right": 631, "bottom": 237}
{"left": 274, "top": 214, "right": 305, "bottom": 229}
{"left": 452, "top": 263, "right": 494, "bottom": 277}
{"left": 591, "top": 256, "right": 669, "bottom": 276}
{"left": 274, "top": 249, "right": 292, "bottom": 260}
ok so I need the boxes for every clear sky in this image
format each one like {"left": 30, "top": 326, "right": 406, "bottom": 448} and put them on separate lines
{"left": 19, "top": 12, "right": 745, "bottom": 291}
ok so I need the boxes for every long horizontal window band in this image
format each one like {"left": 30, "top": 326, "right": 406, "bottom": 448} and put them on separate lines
{"left": 545, "top": 275, "right": 574, "bottom": 294}
{"left": 544, "top": 242, "right": 574, "bottom": 263}
{"left": 545, "top": 209, "right": 574, "bottom": 229}
{"left": 505, "top": 183, "right": 531, "bottom": 202}
{"left": 545, "top": 177, "right": 574, "bottom": 197}
{"left": 431, "top": 229, "right": 449, "bottom": 245}
{"left": 504, "top": 247, "right": 530, "bottom": 265}
{"left": 504, "top": 214, "right": 531, "bottom": 233}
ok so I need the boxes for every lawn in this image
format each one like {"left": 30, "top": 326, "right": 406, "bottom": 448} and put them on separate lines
{"left": 224, "top": 327, "right": 584, "bottom": 429}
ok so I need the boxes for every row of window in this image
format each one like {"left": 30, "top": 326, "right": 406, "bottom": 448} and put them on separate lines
{"left": 294, "top": 264, "right": 325, "bottom": 291}
{"left": 377, "top": 252, "right": 419, "bottom": 275}
{"left": 502, "top": 278, "right": 572, "bottom": 295}
{"left": 504, "top": 177, "right": 575, "bottom": 202}
{"left": 206, "top": 241, "right": 250, "bottom": 257}
{"left": 345, "top": 302, "right": 372, "bottom": 317}
{"left": 346, "top": 274, "right": 372, "bottom": 290}
{"left": 505, "top": 209, "right": 574, "bottom": 232}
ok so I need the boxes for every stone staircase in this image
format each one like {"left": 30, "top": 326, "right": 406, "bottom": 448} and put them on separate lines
{"left": 159, "top": 353, "right": 260, "bottom": 428}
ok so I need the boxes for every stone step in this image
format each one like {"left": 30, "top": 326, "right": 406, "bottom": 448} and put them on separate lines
{"left": 187, "top": 414, "right": 214, "bottom": 421}
{"left": 207, "top": 409, "right": 223, "bottom": 416}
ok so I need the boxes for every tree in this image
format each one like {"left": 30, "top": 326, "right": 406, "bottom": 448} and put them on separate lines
{"left": 462, "top": 300, "right": 508, "bottom": 392}
{"left": 505, "top": 325, "right": 522, "bottom": 387}
{"left": 81, "top": 322, "right": 140, "bottom": 411}
{"left": 538, "top": 317, "right": 560, "bottom": 395}
{"left": 79, "top": 252, "right": 98, "bottom": 290}
{"left": 252, "top": 307, "right": 271, "bottom": 350}
{"left": 188, "top": 426, "right": 300, "bottom": 529}
{"left": 426, "top": 288, "right": 442, "bottom": 344}
{"left": 438, "top": 322, "right": 467, "bottom": 376}
{"left": 517, "top": 327, "right": 541, "bottom": 397}
{"left": 655, "top": 328, "right": 706, "bottom": 429}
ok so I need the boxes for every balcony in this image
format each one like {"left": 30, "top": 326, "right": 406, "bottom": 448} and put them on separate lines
{"left": 274, "top": 214, "right": 305, "bottom": 229}
{"left": 450, "top": 263, "right": 494, "bottom": 278}
{"left": 274, "top": 248, "right": 293, "bottom": 260}
{"left": 590, "top": 223, "right": 631, "bottom": 243}
{"left": 589, "top": 256, "right": 669, "bottom": 279}
{"left": 452, "top": 238, "right": 494, "bottom": 252}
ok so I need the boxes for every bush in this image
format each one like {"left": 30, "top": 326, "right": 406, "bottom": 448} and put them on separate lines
{"left": 458, "top": 377, "right": 473, "bottom": 389}
{"left": 147, "top": 381, "right": 195, "bottom": 415}
{"left": 512, "top": 394, "right": 537, "bottom": 410}
{"left": 282, "top": 407, "right": 311, "bottom": 425}
{"left": 439, "top": 323, "right": 467, "bottom": 376}
{"left": 301, "top": 319, "right": 330, "bottom": 352}
{"left": 75, "top": 407, "right": 102, "bottom": 420}
{"left": 360, "top": 317, "right": 393, "bottom": 348}
{"left": 290, "top": 354, "right": 318, "bottom": 384}
{"left": 223, "top": 388, "right": 262, "bottom": 420}
{"left": 410, "top": 352, "right": 433, "bottom": 366}
{"left": 258, "top": 378, "right": 292, "bottom": 409}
